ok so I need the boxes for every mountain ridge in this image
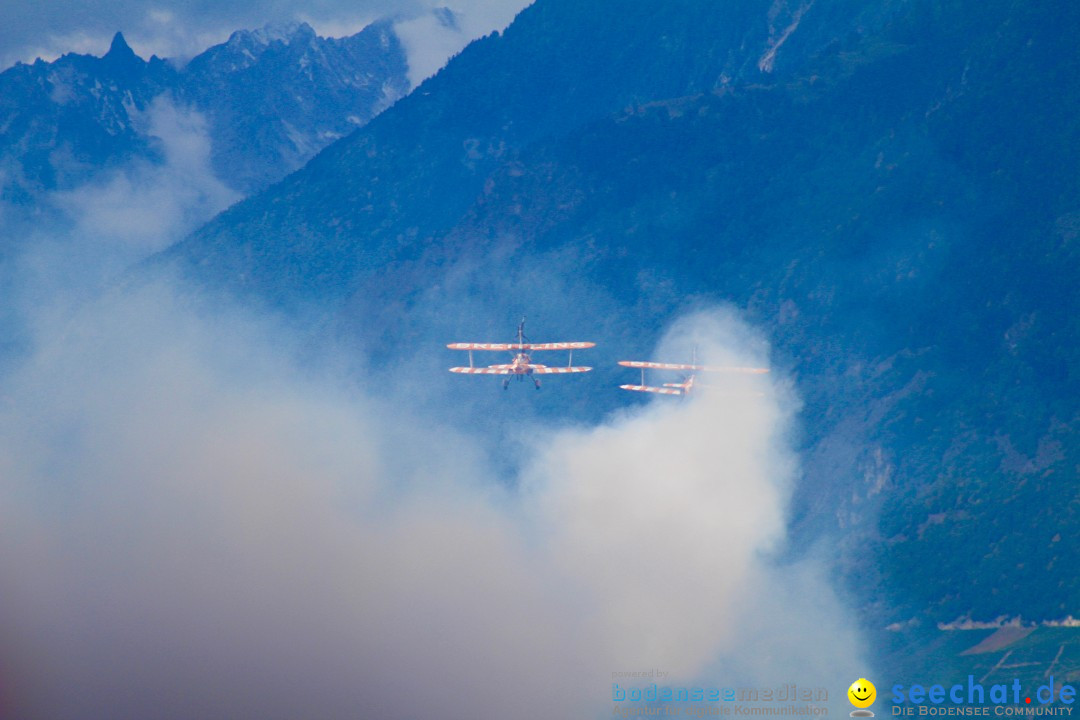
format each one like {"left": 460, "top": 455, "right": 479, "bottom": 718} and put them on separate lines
{"left": 160, "top": 0, "right": 1080, "bottom": 627}
{"left": 0, "top": 19, "right": 410, "bottom": 198}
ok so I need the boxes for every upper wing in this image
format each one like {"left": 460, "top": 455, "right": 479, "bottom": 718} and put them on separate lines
{"left": 526, "top": 342, "right": 596, "bottom": 351}
{"left": 619, "top": 384, "right": 683, "bottom": 395}
{"left": 618, "top": 360, "right": 767, "bottom": 373}
{"left": 448, "top": 341, "right": 596, "bottom": 351}
{"left": 530, "top": 366, "right": 593, "bottom": 374}
{"left": 619, "top": 360, "right": 695, "bottom": 370}
{"left": 449, "top": 367, "right": 514, "bottom": 374}
{"left": 447, "top": 343, "right": 515, "bottom": 351}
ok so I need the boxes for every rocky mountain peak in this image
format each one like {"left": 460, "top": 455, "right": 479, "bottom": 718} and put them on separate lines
{"left": 104, "top": 31, "right": 138, "bottom": 63}
{"left": 99, "top": 31, "right": 146, "bottom": 80}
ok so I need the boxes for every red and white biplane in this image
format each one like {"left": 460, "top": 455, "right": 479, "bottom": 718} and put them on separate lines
{"left": 448, "top": 318, "right": 595, "bottom": 389}
{"left": 618, "top": 350, "right": 768, "bottom": 396}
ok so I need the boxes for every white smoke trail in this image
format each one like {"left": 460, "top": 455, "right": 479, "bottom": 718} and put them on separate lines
{"left": 0, "top": 292, "right": 864, "bottom": 719}
{"left": 526, "top": 309, "right": 788, "bottom": 671}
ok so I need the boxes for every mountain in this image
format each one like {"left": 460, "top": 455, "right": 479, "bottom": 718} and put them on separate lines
{"left": 177, "top": 21, "right": 408, "bottom": 193}
{"left": 0, "top": 32, "right": 174, "bottom": 198}
{"left": 0, "top": 20, "right": 409, "bottom": 198}
{"left": 161, "top": 0, "right": 1080, "bottom": 630}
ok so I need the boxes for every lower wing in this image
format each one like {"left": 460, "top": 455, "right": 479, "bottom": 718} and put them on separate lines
{"left": 531, "top": 366, "right": 592, "bottom": 374}
{"left": 619, "top": 384, "right": 683, "bottom": 395}
{"left": 450, "top": 367, "right": 514, "bottom": 374}
{"left": 525, "top": 342, "right": 596, "bottom": 350}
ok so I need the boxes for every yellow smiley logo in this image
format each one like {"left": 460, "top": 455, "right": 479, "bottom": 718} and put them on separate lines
{"left": 848, "top": 678, "right": 876, "bottom": 708}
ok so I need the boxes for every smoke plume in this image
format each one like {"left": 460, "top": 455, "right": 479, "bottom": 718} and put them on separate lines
{"left": 0, "top": 279, "right": 865, "bottom": 719}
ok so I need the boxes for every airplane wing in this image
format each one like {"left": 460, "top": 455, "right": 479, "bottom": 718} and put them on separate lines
{"left": 447, "top": 343, "right": 515, "bottom": 351}
{"left": 530, "top": 366, "right": 593, "bottom": 374}
{"left": 526, "top": 342, "right": 597, "bottom": 351}
{"left": 448, "top": 342, "right": 597, "bottom": 351}
{"left": 619, "top": 360, "right": 695, "bottom": 370}
{"left": 619, "top": 384, "right": 683, "bottom": 395}
{"left": 449, "top": 367, "right": 514, "bottom": 374}
{"left": 618, "top": 360, "right": 767, "bottom": 373}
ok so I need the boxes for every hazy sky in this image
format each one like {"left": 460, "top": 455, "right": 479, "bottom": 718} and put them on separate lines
{"left": 0, "top": 0, "right": 531, "bottom": 70}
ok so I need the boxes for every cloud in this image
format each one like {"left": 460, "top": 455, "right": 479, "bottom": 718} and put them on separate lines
{"left": 0, "top": 68, "right": 863, "bottom": 712}
{"left": 394, "top": 1, "right": 528, "bottom": 85}
{"left": 0, "top": 278, "right": 592, "bottom": 718}
{"left": 2, "top": 95, "right": 238, "bottom": 332}
{"left": 526, "top": 310, "right": 789, "bottom": 670}
{"left": 0, "top": 284, "right": 866, "bottom": 718}
{"left": 525, "top": 309, "right": 865, "bottom": 691}
{"left": 51, "top": 95, "right": 238, "bottom": 255}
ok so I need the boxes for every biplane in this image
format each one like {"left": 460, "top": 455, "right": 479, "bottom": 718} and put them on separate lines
{"left": 617, "top": 350, "right": 768, "bottom": 396}
{"left": 448, "top": 318, "right": 595, "bottom": 389}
